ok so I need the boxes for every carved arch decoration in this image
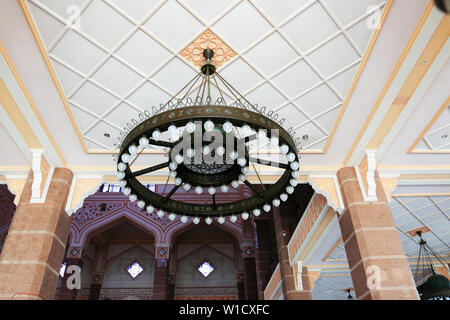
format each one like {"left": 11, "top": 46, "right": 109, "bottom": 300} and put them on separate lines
{"left": 68, "top": 190, "right": 246, "bottom": 257}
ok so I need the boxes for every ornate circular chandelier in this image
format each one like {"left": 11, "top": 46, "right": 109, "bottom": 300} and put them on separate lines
{"left": 115, "top": 49, "right": 302, "bottom": 224}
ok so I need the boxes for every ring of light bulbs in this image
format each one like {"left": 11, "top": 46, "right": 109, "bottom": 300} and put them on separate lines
{"left": 116, "top": 49, "right": 301, "bottom": 225}
{"left": 117, "top": 106, "right": 300, "bottom": 225}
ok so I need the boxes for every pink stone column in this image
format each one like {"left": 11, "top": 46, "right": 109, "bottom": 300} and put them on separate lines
{"left": 0, "top": 168, "right": 73, "bottom": 300}
{"left": 337, "top": 167, "right": 419, "bottom": 300}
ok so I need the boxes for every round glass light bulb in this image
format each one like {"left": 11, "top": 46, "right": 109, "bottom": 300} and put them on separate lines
{"left": 186, "top": 148, "right": 195, "bottom": 158}
{"left": 263, "top": 204, "right": 271, "bottom": 212}
{"left": 241, "top": 212, "right": 249, "bottom": 220}
{"left": 157, "top": 210, "right": 165, "bottom": 218}
{"left": 292, "top": 170, "right": 300, "bottom": 178}
{"left": 286, "top": 152, "right": 296, "bottom": 162}
{"left": 183, "top": 183, "right": 191, "bottom": 191}
{"left": 241, "top": 166, "right": 249, "bottom": 174}
{"left": 204, "top": 120, "right": 214, "bottom": 132}
{"left": 120, "top": 180, "right": 127, "bottom": 187}
{"left": 117, "top": 162, "right": 127, "bottom": 172}
{"left": 272, "top": 199, "right": 281, "bottom": 207}
{"left": 280, "top": 193, "right": 288, "bottom": 202}
{"left": 137, "top": 200, "right": 145, "bottom": 208}
{"left": 231, "top": 180, "right": 239, "bottom": 188}
{"left": 129, "top": 194, "right": 137, "bottom": 203}
{"left": 146, "top": 205, "right": 154, "bottom": 213}
{"left": 169, "top": 162, "right": 178, "bottom": 171}
{"left": 218, "top": 216, "right": 225, "bottom": 224}
{"left": 239, "top": 174, "right": 246, "bottom": 182}
{"left": 186, "top": 122, "right": 196, "bottom": 133}
{"left": 152, "top": 130, "right": 161, "bottom": 141}
{"left": 123, "top": 187, "right": 131, "bottom": 196}
{"left": 229, "top": 151, "right": 238, "bottom": 160}
{"left": 174, "top": 177, "right": 182, "bottom": 186}
{"left": 205, "top": 217, "right": 212, "bottom": 225}
{"left": 139, "top": 136, "right": 149, "bottom": 148}
{"left": 237, "top": 158, "right": 246, "bottom": 167}
{"left": 279, "top": 144, "right": 289, "bottom": 155}
{"left": 168, "top": 125, "right": 177, "bottom": 136}
{"left": 168, "top": 213, "right": 176, "bottom": 221}
{"left": 270, "top": 136, "right": 279, "bottom": 145}
{"left": 121, "top": 153, "right": 131, "bottom": 163}
{"left": 286, "top": 186, "right": 294, "bottom": 194}
{"left": 253, "top": 209, "right": 261, "bottom": 217}
{"left": 180, "top": 215, "right": 188, "bottom": 224}
{"left": 193, "top": 217, "right": 200, "bottom": 224}
{"left": 169, "top": 171, "right": 177, "bottom": 178}
{"left": 290, "top": 161, "right": 299, "bottom": 171}
{"left": 202, "top": 145, "right": 210, "bottom": 155}
{"left": 128, "top": 144, "right": 138, "bottom": 155}
{"left": 216, "top": 146, "right": 225, "bottom": 156}
{"left": 242, "top": 125, "right": 252, "bottom": 135}
{"left": 175, "top": 154, "right": 184, "bottom": 164}
{"left": 257, "top": 129, "right": 266, "bottom": 140}
{"left": 208, "top": 186, "right": 216, "bottom": 195}
{"left": 230, "top": 215, "right": 237, "bottom": 223}
{"left": 223, "top": 121, "right": 233, "bottom": 133}
{"left": 116, "top": 171, "right": 125, "bottom": 180}
{"left": 220, "top": 185, "right": 229, "bottom": 193}
{"left": 195, "top": 186, "right": 203, "bottom": 194}
{"left": 290, "top": 179, "right": 299, "bottom": 187}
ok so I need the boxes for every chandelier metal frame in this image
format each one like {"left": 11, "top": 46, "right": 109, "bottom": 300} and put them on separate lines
{"left": 115, "top": 49, "right": 302, "bottom": 223}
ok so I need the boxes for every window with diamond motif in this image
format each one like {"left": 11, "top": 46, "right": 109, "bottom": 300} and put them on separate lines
{"left": 197, "top": 261, "right": 215, "bottom": 278}
{"left": 126, "top": 261, "right": 144, "bottom": 279}
{"left": 59, "top": 262, "right": 67, "bottom": 277}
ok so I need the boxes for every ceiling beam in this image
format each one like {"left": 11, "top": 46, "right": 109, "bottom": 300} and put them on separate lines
{"left": 0, "top": 40, "right": 66, "bottom": 167}
{"left": 343, "top": 4, "right": 444, "bottom": 166}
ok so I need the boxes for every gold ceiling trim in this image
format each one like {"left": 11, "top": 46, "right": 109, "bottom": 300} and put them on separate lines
{"left": 180, "top": 29, "right": 236, "bottom": 69}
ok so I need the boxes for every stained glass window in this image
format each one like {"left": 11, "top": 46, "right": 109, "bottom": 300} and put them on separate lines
{"left": 126, "top": 261, "right": 144, "bottom": 278}
{"left": 197, "top": 261, "right": 215, "bottom": 278}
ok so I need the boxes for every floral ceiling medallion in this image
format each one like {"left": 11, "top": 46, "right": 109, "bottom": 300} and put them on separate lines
{"left": 180, "top": 29, "right": 236, "bottom": 68}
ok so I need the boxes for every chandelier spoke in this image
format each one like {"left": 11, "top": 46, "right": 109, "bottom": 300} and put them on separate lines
{"left": 130, "top": 162, "right": 170, "bottom": 177}
{"left": 148, "top": 139, "right": 175, "bottom": 148}
{"left": 243, "top": 180, "right": 264, "bottom": 198}
{"left": 163, "top": 184, "right": 181, "bottom": 202}
{"left": 249, "top": 157, "right": 289, "bottom": 169}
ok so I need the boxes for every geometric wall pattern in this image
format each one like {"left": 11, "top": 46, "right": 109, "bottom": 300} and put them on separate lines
{"left": 25, "top": 0, "right": 387, "bottom": 151}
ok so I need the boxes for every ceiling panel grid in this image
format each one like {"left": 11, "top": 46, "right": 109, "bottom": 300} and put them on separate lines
{"left": 25, "top": 0, "right": 387, "bottom": 151}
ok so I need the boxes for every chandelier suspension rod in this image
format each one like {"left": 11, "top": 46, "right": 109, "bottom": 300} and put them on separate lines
{"left": 160, "top": 71, "right": 203, "bottom": 113}
{"left": 212, "top": 73, "right": 226, "bottom": 103}
{"left": 215, "top": 72, "right": 264, "bottom": 115}
{"left": 176, "top": 71, "right": 203, "bottom": 109}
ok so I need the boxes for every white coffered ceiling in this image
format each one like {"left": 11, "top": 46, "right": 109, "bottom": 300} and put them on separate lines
{"left": 24, "top": 0, "right": 387, "bottom": 152}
